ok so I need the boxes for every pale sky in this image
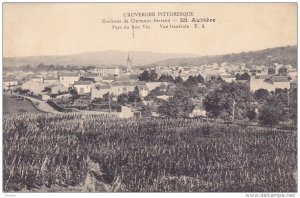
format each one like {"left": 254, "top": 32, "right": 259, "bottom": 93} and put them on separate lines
{"left": 3, "top": 3, "right": 297, "bottom": 57}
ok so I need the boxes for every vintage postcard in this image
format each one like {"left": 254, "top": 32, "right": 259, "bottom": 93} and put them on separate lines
{"left": 2, "top": 2, "right": 297, "bottom": 194}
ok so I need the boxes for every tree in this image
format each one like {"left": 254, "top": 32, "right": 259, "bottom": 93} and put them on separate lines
{"left": 254, "top": 89, "right": 270, "bottom": 102}
{"left": 158, "top": 88, "right": 194, "bottom": 118}
{"left": 247, "top": 109, "right": 256, "bottom": 121}
{"left": 184, "top": 76, "right": 198, "bottom": 87}
{"left": 14, "top": 87, "right": 23, "bottom": 98}
{"left": 128, "top": 87, "right": 141, "bottom": 103}
{"left": 289, "top": 88, "right": 297, "bottom": 126}
{"left": 138, "top": 70, "right": 150, "bottom": 81}
{"left": 274, "top": 88, "right": 289, "bottom": 106}
{"left": 144, "top": 85, "right": 168, "bottom": 101}
{"left": 258, "top": 96, "right": 284, "bottom": 129}
{"left": 184, "top": 74, "right": 204, "bottom": 87}
{"left": 158, "top": 74, "right": 174, "bottom": 82}
{"left": 141, "top": 105, "right": 152, "bottom": 117}
{"left": 117, "top": 93, "right": 128, "bottom": 105}
{"left": 149, "top": 70, "right": 158, "bottom": 82}
{"left": 196, "top": 74, "right": 204, "bottom": 83}
{"left": 103, "top": 92, "right": 115, "bottom": 113}
{"left": 69, "top": 87, "right": 79, "bottom": 100}
{"left": 235, "top": 73, "right": 241, "bottom": 80}
{"left": 278, "top": 67, "right": 287, "bottom": 76}
{"left": 174, "top": 76, "right": 183, "bottom": 84}
{"left": 14, "top": 88, "right": 30, "bottom": 100}
{"left": 203, "top": 82, "right": 255, "bottom": 120}
{"left": 268, "top": 68, "right": 276, "bottom": 75}
{"left": 240, "top": 72, "right": 250, "bottom": 80}
{"left": 158, "top": 95, "right": 194, "bottom": 118}
{"left": 138, "top": 70, "right": 158, "bottom": 82}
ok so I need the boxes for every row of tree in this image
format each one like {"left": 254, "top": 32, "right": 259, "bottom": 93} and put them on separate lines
{"left": 155, "top": 78, "right": 296, "bottom": 128}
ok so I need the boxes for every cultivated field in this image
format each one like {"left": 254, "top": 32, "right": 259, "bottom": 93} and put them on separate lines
{"left": 3, "top": 113, "right": 297, "bottom": 192}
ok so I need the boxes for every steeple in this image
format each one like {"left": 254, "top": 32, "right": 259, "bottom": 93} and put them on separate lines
{"left": 126, "top": 53, "right": 132, "bottom": 73}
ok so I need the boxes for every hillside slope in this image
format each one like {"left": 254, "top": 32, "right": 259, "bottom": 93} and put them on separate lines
{"left": 154, "top": 46, "right": 297, "bottom": 67}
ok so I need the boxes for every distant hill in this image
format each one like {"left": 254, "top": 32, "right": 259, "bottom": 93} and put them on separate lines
{"left": 154, "top": 46, "right": 297, "bottom": 67}
{"left": 4, "top": 46, "right": 297, "bottom": 68}
{"left": 3, "top": 51, "right": 196, "bottom": 67}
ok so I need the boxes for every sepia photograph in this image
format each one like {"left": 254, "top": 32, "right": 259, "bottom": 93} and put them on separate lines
{"left": 2, "top": 2, "right": 298, "bottom": 194}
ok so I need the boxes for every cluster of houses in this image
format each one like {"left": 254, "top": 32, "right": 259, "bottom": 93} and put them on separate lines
{"left": 2, "top": 56, "right": 174, "bottom": 105}
{"left": 155, "top": 62, "right": 297, "bottom": 92}
{"left": 3, "top": 60, "right": 297, "bottom": 111}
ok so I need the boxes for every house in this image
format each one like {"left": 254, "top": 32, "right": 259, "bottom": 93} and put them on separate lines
{"left": 250, "top": 76, "right": 290, "bottom": 92}
{"left": 21, "top": 80, "right": 52, "bottom": 95}
{"left": 102, "top": 76, "right": 115, "bottom": 83}
{"left": 93, "top": 67, "right": 120, "bottom": 76}
{"left": 110, "top": 81, "right": 135, "bottom": 95}
{"left": 44, "top": 84, "right": 69, "bottom": 95}
{"left": 43, "top": 76, "right": 59, "bottom": 83}
{"left": 115, "top": 74, "right": 139, "bottom": 82}
{"left": 145, "top": 82, "right": 164, "bottom": 91}
{"left": 59, "top": 73, "right": 80, "bottom": 87}
{"left": 3, "top": 77, "right": 18, "bottom": 90}
{"left": 73, "top": 81, "right": 92, "bottom": 94}
{"left": 91, "top": 84, "right": 112, "bottom": 99}
{"left": 83, "top": 73, "right": 102, "bottom": 82}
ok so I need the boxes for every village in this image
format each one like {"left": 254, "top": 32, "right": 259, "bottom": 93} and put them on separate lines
{"left": 2, "top": 53, "right": 298, "bottom": 120}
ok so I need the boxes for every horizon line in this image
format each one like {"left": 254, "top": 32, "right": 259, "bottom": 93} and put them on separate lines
{"left": 3, "top": 44, "right": 297, "bottom": 59}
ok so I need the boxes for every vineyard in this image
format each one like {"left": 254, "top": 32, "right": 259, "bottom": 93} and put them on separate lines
{"left": 3, "top": 113, "right": 297, "bottom": 192}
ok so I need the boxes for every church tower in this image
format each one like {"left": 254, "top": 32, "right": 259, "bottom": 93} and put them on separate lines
{"left": 126, "top": 53, "right": 132, "bottom": 73}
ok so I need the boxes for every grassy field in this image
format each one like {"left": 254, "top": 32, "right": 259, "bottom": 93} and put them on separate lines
{"left": 3, "top": 94, "right": 43, "bottom": 114}
{"left": 3, "top": 114, "right": 297, "bottom": 192}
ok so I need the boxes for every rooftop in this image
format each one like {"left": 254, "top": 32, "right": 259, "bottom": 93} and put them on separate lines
{"left": 103, "top": 76, "right": 115, "bottom": 80}
{"left": 112, "top": 81, "right": 133, "bottom": 87}
{"left": 96, "top": 84, "right": 111, "bottom": 89}
{"left": 74, "top": 81, "right": 92, "bottom": 85}
{"left": 59, "top": 73, "right": 80, "bottom": 77}
{"left": 270, "top": 76, "right": 289, "bottom": 83}
{"left": 43, "top": 76, "right": 58, "bottom": 80}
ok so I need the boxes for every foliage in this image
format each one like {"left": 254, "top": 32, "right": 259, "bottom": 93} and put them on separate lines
{"left": 158, "top": 74, "right": 174, "bottom": 82}
{"left": 289, "top": 88, "right": 297, "bottom": 126}
{"left": 258, "top": 97, "right": 284, "bottom": 128}
{"left": 14, "top": 88, "right": 30, "bottom": 95}
{"left": 138, "top": 70, "right": 158, "bottom": 82}
{"left": 158, "top": 88, "right": 195, "bottom": 118}
{"left": 247, "top": 109, "right": 256, "bottom": 121}
{"left": 117, "top": 93, "right": 129, "bottom": 105}
{"left": 138, "top": 70, "right": 150, "bottom": 81}
{"left": 254, "top": 89, "right": 270, "bottom": 103}
{"left": 69, "top": 87, "right": 79, "bottom": 100}
{"left": 268, "top": 68, "right": 276, "bottom": 75}
{"left": 183, "top": 75, "right": 204, "bottom": 87}
{"left": 174, "top": 76, "right": 184, "bottom": 84}
{"left": 117, "top": 88, "right": 141, "bottom": 106}
{"left": 278, "top": 67, "right": 288, "bottom": 76}
{"left": 204, "top": 82, "right": 255, "bottom": 120}
{"left": 235, "top": 72, "right": 250, "bottom": 81}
